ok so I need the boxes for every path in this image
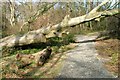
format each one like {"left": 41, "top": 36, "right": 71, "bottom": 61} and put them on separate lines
{"left": 56, "top": 35, "right": 115, "bottom": 78}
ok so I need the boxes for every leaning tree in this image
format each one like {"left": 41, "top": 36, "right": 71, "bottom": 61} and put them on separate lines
{"left": 0, "top": 0, "right": 119, "bottom": 49}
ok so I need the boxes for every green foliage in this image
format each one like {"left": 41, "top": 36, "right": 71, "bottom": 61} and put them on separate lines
{"left": 2, "top": 33, "right": 75, "bottom": 57}
{"left": 52, "top": 46, "right": 59, "bottom": 53}
{"left": 64, "top": 34, "right": 75, "bottom": 43}
{"left": 48, "top": 33, "right": 75, "bottom": 53}
{"left": 17, "top": 48, "right": 40, "bottom": 54}
{"left": 111, "top": 52, "right": 118, "bottom": 65}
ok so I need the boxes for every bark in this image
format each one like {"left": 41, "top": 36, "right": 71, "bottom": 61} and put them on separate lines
{"left": 36, "top": 46, "right": 52, "bottom": 66}
{"left": 0, "top": 1, "right": 120, "bottom": 48}
{"left": 89, "top": 0, "right": 109, "bottom": 14}
{"left": 0, "top": 31, "right": 46, "bottom": 48}
{"left": 1, "top": 47, "right": 52, "bottom": 69}
{"left": 8, "top": 0, "right": 16, "bottom": 27}
{"left": 67, "top": 9, "right": 119, "bottom": 26}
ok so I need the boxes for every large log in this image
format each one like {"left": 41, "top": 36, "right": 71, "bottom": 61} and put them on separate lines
{"left": 1, "top": 47, "right": 52, "bottom": 74}
{"left": 15, "top": 46, "right": 52, "bottom": 67}
{"left": 0, "top": 32, "right": 46, "bottom": 48}
{"left": 0, "top": 0, "right": 120, "bottom": 48}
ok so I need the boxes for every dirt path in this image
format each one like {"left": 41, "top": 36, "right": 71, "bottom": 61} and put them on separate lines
{"left": 56, "top": 35, "right": 115, "bottom": 78}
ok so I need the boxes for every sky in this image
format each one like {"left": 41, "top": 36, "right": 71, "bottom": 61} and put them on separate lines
{"left": 4, "top": 0, "right": 119, "bottom": 8}
{"left": 14, "top": 0, "right": 119, "bottom": 3}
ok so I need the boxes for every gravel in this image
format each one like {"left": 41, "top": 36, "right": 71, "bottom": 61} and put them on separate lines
{"left": 56, "top": 35, "right": 115, "bottom": 78}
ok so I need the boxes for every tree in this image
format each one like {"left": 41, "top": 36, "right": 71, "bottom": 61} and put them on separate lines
{"left": 8, "top": 0, "right": 17, "bottom": 27}
{"left": 0, "top": 0, "right": 119, "bottom": 49}
{"left": 19, "top": 2, "right": 57, "bottom": 31}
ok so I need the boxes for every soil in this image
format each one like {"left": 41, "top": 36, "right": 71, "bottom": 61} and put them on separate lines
{"left": 95, "top": 39, "right": 119, "bottom": 76}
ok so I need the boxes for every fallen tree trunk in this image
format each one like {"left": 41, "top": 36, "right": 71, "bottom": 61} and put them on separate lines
{"left": 0, "top": 32, "right": 46, "bottom": 48}
{"left": 15, "top": 46, "right": 52, "bottom": 67}
{"left": 0, "top": 0, "right": 120, "bottom": 48}
{"left": 2, "top": 47, "right": 52, "bottom": 70}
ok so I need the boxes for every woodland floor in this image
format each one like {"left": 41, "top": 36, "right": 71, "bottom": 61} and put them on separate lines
{"left": 56, "top": 34, "right": 118, "bottom": 78}
{"left": 95, "top": 38, "right": 119, "bottom": 77}
{"left": 1, "top": 33, "right": 119, "bottom": 78}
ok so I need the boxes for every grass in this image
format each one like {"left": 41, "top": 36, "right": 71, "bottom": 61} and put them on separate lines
{"left": 1, "top": 43, "right": 76, "bottom": 78}
{"left": 1, "top": 33, "right": 77, "bottom": 78}
{"left": 95, "top": 39, "right": 119, "bottom": 76}
{"left": 31, "top": 52, "right": 66, "bottom": 78}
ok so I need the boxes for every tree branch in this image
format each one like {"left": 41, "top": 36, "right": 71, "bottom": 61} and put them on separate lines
{"left": 1, "top": 9, "right": 119, "bottom": 48}
{"left": 1, "top": 0, "right": 119, "bottom": 48}
{"left": 89, "top": 0, "right": 109, "bottom": 14}
{"left": 19, "top": 3, "right": 56, "bottom": 31}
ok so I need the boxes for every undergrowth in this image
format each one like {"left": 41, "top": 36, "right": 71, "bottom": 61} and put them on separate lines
{"left": 95, "top": 39, "right": 119, "bottom": 76}
{"left": 2, "top": 33, "right": 75, "bottom": 57}
{"left": 1, "top": 33, "right": 76, "bottom": 78}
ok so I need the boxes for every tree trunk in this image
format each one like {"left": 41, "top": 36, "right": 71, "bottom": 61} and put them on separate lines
{"left": 8, "top": 0, "right": 16, "bottom": 27}
{"left": 1, "top": 47, "right": 52, "bottom": 69}
{"left": 0, "top": 0, "right": 119, "bottom": 48}
{"left": 19, "top": 3, "right": 56, "bottom": 31}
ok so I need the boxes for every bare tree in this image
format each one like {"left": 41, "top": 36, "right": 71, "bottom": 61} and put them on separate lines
{"left": 19, "top": 2, "right": 57, "bottom": 31}
{"left": 8, "top": 0, "right": 16, "bottom": 27}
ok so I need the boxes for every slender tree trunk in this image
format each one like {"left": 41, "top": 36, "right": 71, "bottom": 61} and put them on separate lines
{"left": 8, "top": 0, "right": 16, "bottom": 27}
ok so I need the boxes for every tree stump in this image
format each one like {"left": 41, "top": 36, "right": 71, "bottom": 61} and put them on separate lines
{"left": 36, "top": 46, "right": 52, "bottom": 66}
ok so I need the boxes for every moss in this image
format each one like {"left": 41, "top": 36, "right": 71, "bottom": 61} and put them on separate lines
{"left": 111, "top": 52, "right": 118, "bottom": 65}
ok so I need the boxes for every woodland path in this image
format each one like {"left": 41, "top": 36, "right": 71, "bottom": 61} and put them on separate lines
{"left": 56, "top": 34, "right": 115, "bottom": 78}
